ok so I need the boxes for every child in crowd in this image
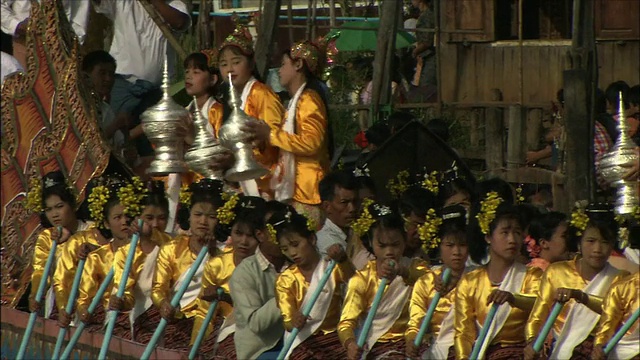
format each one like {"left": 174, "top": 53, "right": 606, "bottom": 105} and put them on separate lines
{"left": 274, "top": 210, "right": 354, "bottom": 359}
{"left": 339, "top": 202, "right": 428, "bottom": 360}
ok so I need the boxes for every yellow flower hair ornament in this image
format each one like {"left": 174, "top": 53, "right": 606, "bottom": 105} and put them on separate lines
{"left": 570, "top": 205, "right": 589, "bottom": 237}
{"left": 387, "top": 170, "right": 410, "bottom": 198}
{"left": 418, "top": 208, "right": 443, "bottom": 251}
{"left": 88, "top": 185, "right": 110, "bottom": 227}
{"left": 217, "top": 192, "right": 239, "bottom": 225}
{"left": 179, "top": 184, "right": 192, "bottom": 207}
{"left": 515, "top": 184, "right": 525, "bottom": 204}
{"left": 266, "top": 223, "right": 278, "bottom": 244}
{"left": 476, "top": 192, "right": 503, "bottom": 235}
{"left": 25, "top": 178, "right": 43, "bottom": 213}
{"left": 118, "top": 176, "right": 147, "bottom": 218}
{"left": 421, "top": 170, "right": 439, "bottom": 195}
{"left": 351, "top": 198, "right": 376, "bottom": 237}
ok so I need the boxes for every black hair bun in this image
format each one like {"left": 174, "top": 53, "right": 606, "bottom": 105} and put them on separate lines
{"left": 441, "top": 204, "right": 467, "bottom": 223}
{"left": 191, "top": 178, "right": 223, "bottom": 192}
{"left": 42, "top": 171, "right": 66, "bottom": 189}
{"left": 147, "top": 180, "right": 165, "bottom": 195}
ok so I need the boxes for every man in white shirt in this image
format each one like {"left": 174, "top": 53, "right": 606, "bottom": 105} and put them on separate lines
{"left": 316, "top": 171, "right": 359, "bottom": 256}
{"left": 1, "top": 50, "right": 22, "bottom": 86}
{"left": 92, "top": 0, "right": 190, "bottom": 174}
{"left": 0, "top": 0, "right": 89, "bottom": 67}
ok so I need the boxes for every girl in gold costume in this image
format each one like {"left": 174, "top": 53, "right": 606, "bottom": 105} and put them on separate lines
{"left": 274, "top": 210, "right": 354, "bottom": 360}
{"left": 107, "top": 180, "right": 172, "bottom": 340}
{"left": 26, "top": 171, "right": 91, "bottom": 319}
{"left": 338, "top": 202, "right": 428, "bottom": 360}
{"left": 189, "top": 195, "right": 266, "bottom": 358}
{"left": 132, "top": 179, "right": 225, "bottom": 351}
{"left": 244, "top": 40, "right": 331, "bottom": 225}
{"left": 212, "top": 24, "right": 285, "bottom": 198}
{"left": 524, "top": 203, "right": 629, "bottom": 360}
{"left": 405, "top": 205, "right": 470, "bottom": 359}
{"left": 75, "top": 176, "right": 146, "bottom": 333}
{"left": 52, "top": 176, "right": 127, "bottom": 329}
{"left": 454, "top": 192, "right": 542, "bottom": 360}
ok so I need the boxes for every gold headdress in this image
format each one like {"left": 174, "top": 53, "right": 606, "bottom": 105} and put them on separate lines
{"left": 219, "top": 24, "right": 254, "bottom": 56}
{"left": 290, "top": 40, "right": 325, "bottom": 76}
{"left": 200, "top": 48, "right": 219, "bottom": 69}
{"left": 476, "top": 191, "right": 503, "bottom": 235}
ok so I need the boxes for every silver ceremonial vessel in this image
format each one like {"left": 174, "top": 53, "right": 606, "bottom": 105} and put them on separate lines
{"left": 217, "top": 74, "right": 269, "bottom": 182}
{"left": 184, "top": 96, "right": 227, "bottom": 180}
{"left": 599, "top": 91, "right": 639, "bottom": 216}
{"left": 141, "top": 57, "right": 189, "bottom": 175}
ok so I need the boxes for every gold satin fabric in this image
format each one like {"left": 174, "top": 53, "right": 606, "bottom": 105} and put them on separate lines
{"left": 338, "top": 259, "right": 428, "bottom": 345}
{"left": 454, "top": 265, "right": 542, "bottom": 359}
{"left": 269, "top": 89, "right": 330, "bottom": 205}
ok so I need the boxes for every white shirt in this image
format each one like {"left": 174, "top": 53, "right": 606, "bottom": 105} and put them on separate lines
{"left": 316, "top": 218, "right": 348, "bottom": 256}
{"left": 1, "top": 51, "right": 23, "bottom": 85}
{"left": 93, "top": 0, "right": 191, "bottom": 85}
{"left": 0, "top": 0, "right": 89, "bottom": 43}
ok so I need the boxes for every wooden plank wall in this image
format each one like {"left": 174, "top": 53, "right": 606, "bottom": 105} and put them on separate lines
{"left": 440, "top": 41, "right": 640, "bottom": 105}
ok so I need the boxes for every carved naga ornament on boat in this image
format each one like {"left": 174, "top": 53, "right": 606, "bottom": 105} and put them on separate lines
{"left": 0, "top": 0, "right": 110, "bottom": 306}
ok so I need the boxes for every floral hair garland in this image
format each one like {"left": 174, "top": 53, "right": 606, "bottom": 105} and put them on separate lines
{"left": 87, "top": 176, "right": 146, "bottom": 228}
{"left": 476, "top": 191, "right": 503, "bottom": 235}
{"left": 417, "top": 208, "right": 443, "bottom": 251}
{"left": 515, "top": 184, "right": 525, "bottom": 204}
{"left": 421, "top": 170, "right": 439, "bottom": 195}
{"left": 25, "top": 175, "right": 75, "bottom": 213}
{"left": 179, "top": 184, "right": 192, "bottom": 207}
{"left": 569, "top": 204, "right": 589, "bottom": 237}
{"left": 351, "top": 198, "right": 376, "bottom": 237}
{"left": 217, "top": 192, "right": 240, "bottom": 225}
{"left": 387, "top": 170, "right": 410, "bottom": 198}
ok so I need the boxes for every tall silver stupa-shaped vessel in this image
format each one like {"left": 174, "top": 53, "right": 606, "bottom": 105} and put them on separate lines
{"left": 217, "top": 74, "right": 269, "bottom": 182}
{"left": 599, "top": 91, "right": 639, "bottom": 215}
{"left": 184, "top": 96, "right": 227, "bottom": 180}
{"left": 141, "top": 57, "right": 189, "bottom": 175}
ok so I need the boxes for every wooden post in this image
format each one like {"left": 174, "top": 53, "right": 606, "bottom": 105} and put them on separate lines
{"left": 255, "top": 0, "right": 282, "bottom": 81}
{"left": 506, "top": 105, "right": 527, "bottom": 169}
{"left": 485, "top": 89, "right": 504, "bottom": 175}
{"left": 527, "top": 108, "right": 543, "bottom": 150}
{"left": 562, "top": 0, "right": 597, "bottom": 210}
{"left": 329, "top": 0, "right": 336, "bottom": 28}
{"left": 370, "top": 0, "right": 401, "bottom": 123}
{"left": 198, "top": 0, "right": 211, "bottom": 50}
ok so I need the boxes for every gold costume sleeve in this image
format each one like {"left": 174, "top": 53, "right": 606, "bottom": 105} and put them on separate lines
{"left": 275, "top": 268, "right": 301, "bottom": 332}
{"left": 151, "top": 240, "right": 177, "bottom": 308}
{"left": 30, "top": 229, "right": 54, "bottom": 300}
{"left": 269, "top": 91, "right": 327, "bottom": 156}
{"left": 594, "top": 272, "right": 640, "bottom": 346}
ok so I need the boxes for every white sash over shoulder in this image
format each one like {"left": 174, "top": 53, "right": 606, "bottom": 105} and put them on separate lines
{"left": 360, "top": 258, "right": 413, "bottom": 357}
{"left": 551, "top": 263, "right": 620, "bottom": 359}
{"left": 173, "top": 253, "right": 209, "bottom": 311}
{"left": 129, "top": 245, "right": 160, "bottom": 339}
{"left": 475, "top": 262, "right": 527, "bottom": 360}
{"left": 238, "top": 78, "right": 260, "bottom": 197}
{"left": 270, "top": 83, "right": 305, "bottom": 202}
{"left": 283, "top": 259, "right": 335, "bottom": 359}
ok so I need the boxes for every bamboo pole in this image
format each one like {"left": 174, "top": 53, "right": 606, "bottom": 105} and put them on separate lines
{"left": 329, "top": 0, "right": 336, "bottom": 28}
{"left": 311, "top": 0, "right": 318, "bottom": 40}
